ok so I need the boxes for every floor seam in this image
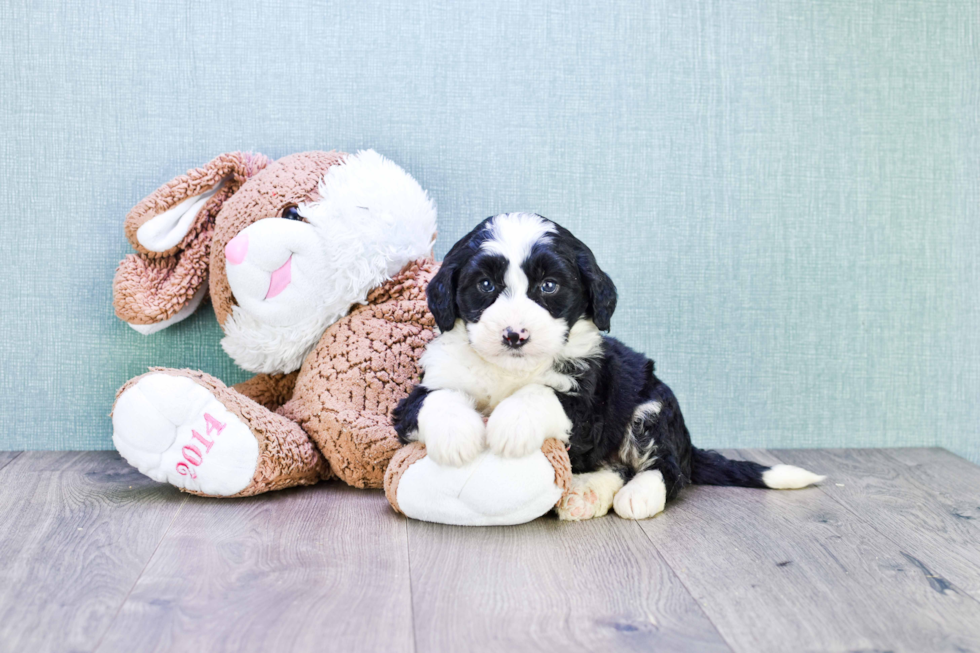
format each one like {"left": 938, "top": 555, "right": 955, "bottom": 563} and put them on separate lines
{"left": 768, "top": 450, "right": 980, "bottom": 610}
{"left": 630, "top": 519, "right": 739, "bottom": 653}
{"left": 91, "top": 493, "right": 189, "bottom": 653}
{"left": 0, "top": 451, "right": 24, "bottom": 474}
{"left": 405, "top": 518, "right": 419, "bottom": 653}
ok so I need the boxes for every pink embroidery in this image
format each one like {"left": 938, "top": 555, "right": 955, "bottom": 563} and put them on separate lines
{"left": 182, "top": 445, "right": 203, "bottom": 466}
{"left": 175, "top": 412, "right": 230, "bottom": 479}
{"left": 176, "top": 462, "right": 197, "bottom": 479}
{"left": 265, "top": 255, "right": 292, "bottom": 300}
{"left": 204, "top": 413, "right": 226, "bottom": 436}
{"left": 191, "top": 430, "right": 214, "bottom": 453}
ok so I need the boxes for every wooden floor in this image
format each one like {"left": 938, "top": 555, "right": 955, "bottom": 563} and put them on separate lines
{"left": 1, "top": 449, "right": 979, "bottom": 652}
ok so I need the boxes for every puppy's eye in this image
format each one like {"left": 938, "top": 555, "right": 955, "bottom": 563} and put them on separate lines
{"left": 540, "top": 280, "right": 559, "bottom": 294}
{"left": 282, "top": 205, "right": 303, "bottom": 221}
{"left": 478, "top": 279, "right": 495, "bottom": 293}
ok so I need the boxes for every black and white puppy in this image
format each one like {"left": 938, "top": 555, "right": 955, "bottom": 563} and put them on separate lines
{"left": 393, "top": 213, "right": 824, "bottom": 520}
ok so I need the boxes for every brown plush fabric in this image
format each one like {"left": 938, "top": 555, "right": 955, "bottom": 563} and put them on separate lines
{"left": 233, "top": 372, "right": 299, "bottom": 412}
{"left": 113, "top": 152, "right": 269, "bottom": 325}
{"left": 541, "top": 438, "right": 573, "bottom": 505}
{"left": 284, "top": 259, "right": 439, "bottom": 488}
{"left": 209, "top": 150, "right": 346, "bottom": 326}
{"left": 114, "top": 367, "right": 330, "bottom": 497}
{"left": 383, "top": 442, "right": 428, "bottom": 515}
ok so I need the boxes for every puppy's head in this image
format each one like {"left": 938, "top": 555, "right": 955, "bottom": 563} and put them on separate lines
{"left": 428, "top": 213, "right": 616, "bottom": 370}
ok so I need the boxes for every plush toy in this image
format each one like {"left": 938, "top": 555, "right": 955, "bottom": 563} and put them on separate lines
{"left": 110, "top": 149, "right": 571, "bottom": 525}
{"left": 384, "top": 440, "right": 571, "bottom": 525}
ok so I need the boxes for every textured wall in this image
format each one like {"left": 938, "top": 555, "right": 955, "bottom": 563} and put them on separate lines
{"left": 0, "top": 0, "right": 977, "bottom": 461}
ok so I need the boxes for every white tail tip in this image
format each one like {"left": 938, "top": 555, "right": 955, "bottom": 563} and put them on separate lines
{"left": 762, "top": 464, "right": 826, "bottom": 490}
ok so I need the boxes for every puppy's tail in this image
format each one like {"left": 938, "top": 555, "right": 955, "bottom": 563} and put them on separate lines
{"left": 690, "top": 448, "right": 825, "bottom": 489}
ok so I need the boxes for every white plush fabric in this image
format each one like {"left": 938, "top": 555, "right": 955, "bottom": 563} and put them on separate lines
{"left": 112, "top": 373, "right": 259, "bottom": 497}
{"left": 221, "top": 150, "right": 437, "bottom": 374}
{"left": 136, "top": 181, "right": 225, "bottom": 252}
{"left": 395, "top": 449, "right": 563, "bottom": 526}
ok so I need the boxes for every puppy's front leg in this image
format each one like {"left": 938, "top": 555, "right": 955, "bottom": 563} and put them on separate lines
{"left": 486, "top": 384, "right": 571, "bottom": 458}
{"left": 394, "top": 387, "right": 486, "bottom": 467}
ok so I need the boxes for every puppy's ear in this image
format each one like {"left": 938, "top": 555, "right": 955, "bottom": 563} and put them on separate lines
{"left": 427, "top": 221, "right": 488, "bottom": 332}
{"left": 113, "top": 152, "right": 270, "bottom": 334}
{"left": 577, "top": 246, "right": 617, "bottom": 332}
{"left": 426, "top": 260, "right": 459, "bottom": 333}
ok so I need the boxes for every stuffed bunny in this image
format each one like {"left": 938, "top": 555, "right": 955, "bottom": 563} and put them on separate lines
{"left": 110, "top": 149, "right": 571, "bottom": 526}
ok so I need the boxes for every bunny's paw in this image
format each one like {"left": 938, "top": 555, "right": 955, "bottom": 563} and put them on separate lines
{"left": 112, "top": 372, "right": 259, "bottom": 496}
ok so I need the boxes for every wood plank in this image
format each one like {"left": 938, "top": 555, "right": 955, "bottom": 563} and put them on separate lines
{"left": 407, "top": 514, "right": 732, "bottom": 653}
{"left": 637, "top": 449, "right": 980, "bottom": 653}
{"left": 0, "top": 450, "right": 21, "bottom": 472}
{"left": 96, "top": 485, "right": 414, "bottom": 653}
{"left": 772, "top": 448, "right": 980, "bottom": 600}
{"left": 885, "top": 447, "right": 980, "bottom": 506}
{"left": 0, "top": 452, "right": 187, "bottom": 653}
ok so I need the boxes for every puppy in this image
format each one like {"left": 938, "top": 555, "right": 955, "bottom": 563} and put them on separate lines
{"left": 393, "top": 213, "right": 824, "bottom": 520}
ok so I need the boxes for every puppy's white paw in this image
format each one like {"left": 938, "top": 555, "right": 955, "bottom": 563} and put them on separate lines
{"left": 614, "top": 470, "right": 667, "bottom": 520}
{"left": 556, "top": 470, "right": 624, "bottom": 521}
{"left": 486, "top": 396, "right": 547, "bottom": 459}
{"left": 487, "top": 385, "right": 570, "bottom": 458}
{"left": 417, "top": 390, "right": 486, "bottom": 467}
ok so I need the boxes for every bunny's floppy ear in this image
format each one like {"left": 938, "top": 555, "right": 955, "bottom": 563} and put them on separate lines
{"left": 113, "top": 152, "right": 269, "bottom": 334}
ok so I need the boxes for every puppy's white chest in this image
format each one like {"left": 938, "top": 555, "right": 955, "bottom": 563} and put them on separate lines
{"left": 420, "top": 328, "right": 558, "bottom": 413}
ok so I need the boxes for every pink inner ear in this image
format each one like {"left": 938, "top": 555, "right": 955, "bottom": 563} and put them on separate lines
{"left": 225, "top": 233, "right": 248, "bottom": 265}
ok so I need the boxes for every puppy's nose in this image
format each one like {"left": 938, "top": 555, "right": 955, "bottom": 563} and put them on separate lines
{"left": 225, "top": 233, "right": 249, "bottom": 265}
{"left": 502, "top": 327, "right": 529, "bottom": 348}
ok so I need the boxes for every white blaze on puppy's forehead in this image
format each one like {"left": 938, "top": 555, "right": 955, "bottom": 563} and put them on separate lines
{"left": 481, "top": 213, "right": 555, "bottom": 294}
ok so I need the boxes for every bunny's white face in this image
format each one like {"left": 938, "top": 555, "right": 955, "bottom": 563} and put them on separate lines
{"left": 217, "top": 150, "right": 437, "bottom": 374}
{"left": 223, "top": 216, "right": 320, "bottom": 327}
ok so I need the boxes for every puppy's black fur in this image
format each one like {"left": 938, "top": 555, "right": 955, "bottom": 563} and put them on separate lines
{"left": 555, "top": 336, "right": 768, "bottom": 500}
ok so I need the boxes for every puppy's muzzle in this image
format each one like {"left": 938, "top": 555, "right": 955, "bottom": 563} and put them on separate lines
{"left": 502, "top": 327, "right": 530, "bottom": 349}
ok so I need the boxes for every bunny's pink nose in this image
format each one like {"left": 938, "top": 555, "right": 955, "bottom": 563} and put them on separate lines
{"left": 225, "top": 233, "right": 248, "bottom": 265}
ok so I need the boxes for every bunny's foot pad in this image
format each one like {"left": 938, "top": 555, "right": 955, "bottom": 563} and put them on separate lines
{"left": 385, "top": 441, "right": 567, "bottom": 526}
{"left": 112, "top": 372, "right": 259, "bottom": 496}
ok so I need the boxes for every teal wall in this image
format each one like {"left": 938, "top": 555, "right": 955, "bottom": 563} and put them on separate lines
{"left": 1, "top": 1, "right": 977, "bottom": 461}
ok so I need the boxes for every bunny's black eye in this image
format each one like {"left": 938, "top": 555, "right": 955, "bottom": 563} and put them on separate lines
{"left": 540, "top": 280, "right": 559, "bottom": 294}
{"left": 478, "top": 279, "right": 495, "bottom": 293}
{"left": 282, "top": 205, "right": 303, "bottom": 220}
